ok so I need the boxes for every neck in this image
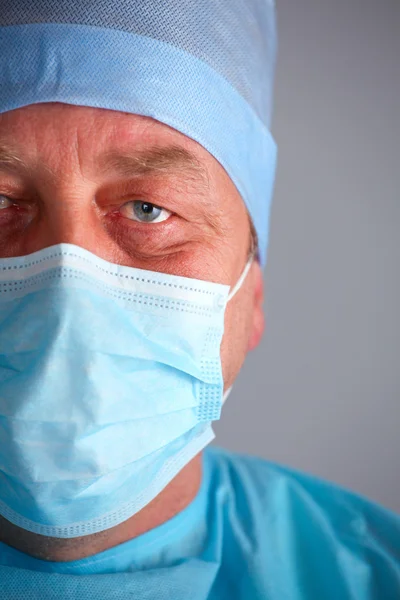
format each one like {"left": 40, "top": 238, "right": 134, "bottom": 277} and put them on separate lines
{"left": 0, "top": 454, "right": 202, "bottom": 563}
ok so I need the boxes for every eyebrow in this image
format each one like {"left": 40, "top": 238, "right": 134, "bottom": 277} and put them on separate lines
{"left": 98, "top": 144, "right": 209, "bottom": 188}
{"left": 0, "top": 144, "right": 28, "bottom": 172}
{"left": 0, "top": 142, "right": 209, "bottom": 187}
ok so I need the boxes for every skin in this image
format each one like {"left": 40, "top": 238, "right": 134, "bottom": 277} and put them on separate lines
{"left": 0, "top": 103, "right": 265, "bottom": 562}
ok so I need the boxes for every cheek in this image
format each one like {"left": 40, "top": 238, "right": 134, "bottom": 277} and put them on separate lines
{"left": 219, "top": 292, "right": 254, "bottom": 389}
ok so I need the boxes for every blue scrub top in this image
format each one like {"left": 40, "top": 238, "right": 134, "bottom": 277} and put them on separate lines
{"left": 1, "top": 446, "right": 399, "bottom": 599}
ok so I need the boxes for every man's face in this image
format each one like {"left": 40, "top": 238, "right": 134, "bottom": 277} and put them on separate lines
{"left": 0, "top": 103, "right": 264, "bottom": 387}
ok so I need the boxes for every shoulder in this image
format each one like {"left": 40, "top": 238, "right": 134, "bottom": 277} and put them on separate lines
{"left": 205, "top": 445, "right": 400, "bottom": 531}
{"left": 204, "top": 446, "right": 400, "bottom": 599}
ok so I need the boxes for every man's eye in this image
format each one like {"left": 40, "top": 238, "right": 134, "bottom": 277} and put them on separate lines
{"left": 119, "top": 200, "right": 172, "bottom": 223}
{"left": 0, "top": 195, "right": 14, "bottom": 210}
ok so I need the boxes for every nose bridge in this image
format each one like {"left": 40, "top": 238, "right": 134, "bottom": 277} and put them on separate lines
{"left": 39, "top": 177, "right": 103, "bottom": 250}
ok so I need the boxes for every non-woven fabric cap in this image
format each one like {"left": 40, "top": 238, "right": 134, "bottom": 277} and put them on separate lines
{"left": 0, "top": 0, "right": 277, "bottom": 265}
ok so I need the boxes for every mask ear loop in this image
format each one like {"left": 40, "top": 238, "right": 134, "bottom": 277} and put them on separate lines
{"left": 227, "top": 258, "right": 253, "bottom": 303}
{"left": 222, "top": 256, "right": 253, "bottom": 406}
{"left": 222, "top": 387, "right": 233, "bottom": 404}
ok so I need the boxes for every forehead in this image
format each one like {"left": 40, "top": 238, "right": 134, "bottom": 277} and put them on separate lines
{"left": 0, "top": 103, "right": 208, "bottom": 163}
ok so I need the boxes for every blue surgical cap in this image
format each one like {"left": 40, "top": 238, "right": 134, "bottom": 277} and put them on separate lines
{"left": 0, "top": 0, "right": 277, "bottom": 265}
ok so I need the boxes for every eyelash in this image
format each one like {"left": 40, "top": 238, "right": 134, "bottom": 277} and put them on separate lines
{"left": 118, "top": 200, "right": 172, "bottom": 224}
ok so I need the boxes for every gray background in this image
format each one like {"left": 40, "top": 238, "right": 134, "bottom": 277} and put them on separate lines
{"left": 214, "top": 0, "right": 400, "bottom": 513}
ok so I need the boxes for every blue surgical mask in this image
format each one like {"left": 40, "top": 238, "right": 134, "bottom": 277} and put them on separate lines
{"left": 0, "top": 244, "right": 252, "bottom": 538}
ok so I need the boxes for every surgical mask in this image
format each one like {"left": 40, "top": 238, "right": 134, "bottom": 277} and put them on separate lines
{"left": 0, "top": 244, "right": 252, "bottom": 538}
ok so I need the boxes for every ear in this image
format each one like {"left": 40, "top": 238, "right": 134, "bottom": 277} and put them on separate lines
{"left": 247, "top": 261, "right": 265, "bottom": 351}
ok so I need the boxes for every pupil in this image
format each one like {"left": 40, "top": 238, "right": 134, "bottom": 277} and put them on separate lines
{"left": 141, "top": 203, "right": 153, "bottom": 214}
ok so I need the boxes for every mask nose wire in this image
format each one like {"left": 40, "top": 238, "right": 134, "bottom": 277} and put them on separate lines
{"left": 227, "top": 257, "right": 253, "bottom": 303}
